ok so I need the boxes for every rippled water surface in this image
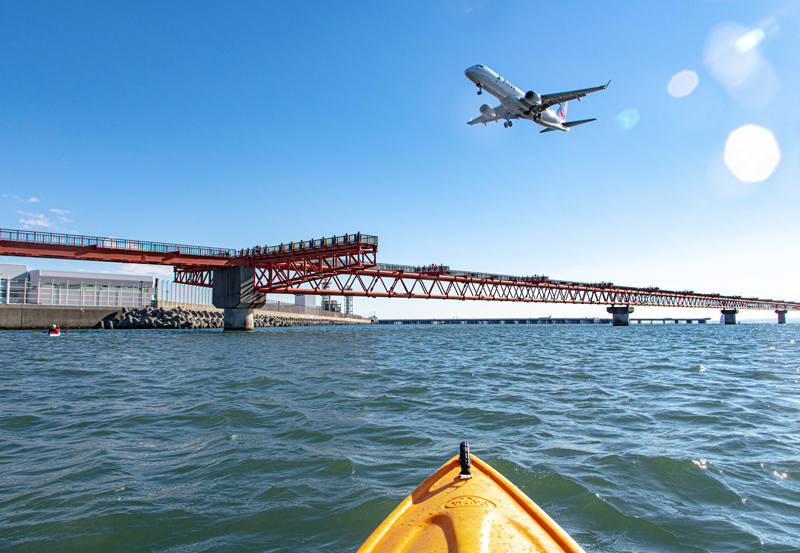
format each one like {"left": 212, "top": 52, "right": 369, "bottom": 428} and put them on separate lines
{"left": 1, "top": 324, "right": 799, "bottom": 552}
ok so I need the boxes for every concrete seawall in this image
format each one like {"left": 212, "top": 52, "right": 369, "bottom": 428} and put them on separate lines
{"left": 0, "top": 304, "right": 372, "bottom": 330}
{"left": 0, "top": 305, "right": 125, "bottom": 330}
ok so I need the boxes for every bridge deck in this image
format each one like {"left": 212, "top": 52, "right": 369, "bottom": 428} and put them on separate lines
{"left": 2, "top": 228, "right": 798, "bottom": 311}
{"left": 0, "top": 228, "right": 376, "bottom": 269}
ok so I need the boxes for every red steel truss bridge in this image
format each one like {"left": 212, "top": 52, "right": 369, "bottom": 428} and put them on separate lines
{"left": 2, "top": 227, "right": 798, "bottom": 311}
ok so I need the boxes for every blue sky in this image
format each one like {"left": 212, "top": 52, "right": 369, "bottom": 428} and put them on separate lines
{"left": 2, "top": 1, "right": 799, "bottom": 319}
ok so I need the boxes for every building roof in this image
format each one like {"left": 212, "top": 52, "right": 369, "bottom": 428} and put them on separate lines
{"left": 0, "top": 263, "right": 30, "bottom": 279}
{"left": 28, "top": 270, "right": 154, "bottom": 287}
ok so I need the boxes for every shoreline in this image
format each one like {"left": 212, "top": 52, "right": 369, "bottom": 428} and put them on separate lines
{"left": 0, "top": 304, "right": 372, "bottom": 330}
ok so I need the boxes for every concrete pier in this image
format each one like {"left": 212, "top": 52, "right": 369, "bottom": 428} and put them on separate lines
{"left": 607, "top": 305, "right": 634, "bottom": 326}
{"left": 721, "top": 309, "right": 738, "bottom": 325}
{"left": 212, "top": 267, "right": 266, "bottom": 331}
{"left": 776, "top": 309, "right": 787, "bottom": 324}
{"left": 223, "top": 308, "right": 254, "bottom": 330}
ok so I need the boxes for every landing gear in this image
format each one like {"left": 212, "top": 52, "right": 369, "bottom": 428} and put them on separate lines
{"left": 503, "top": 122, "right": 508, "bottom": 128}
{"left": 503, "top": 121, "right": 513, "bottom": 128}
{"left": 476, "top": 83, "right": 483, "bottom": 95}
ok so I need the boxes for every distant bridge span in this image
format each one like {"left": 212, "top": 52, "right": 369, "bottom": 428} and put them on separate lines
{"left": 253, "top": 266, "right": 798, "bottom": 311}
{"left": 2, "top": 228, "right": 798, "bottom": 325}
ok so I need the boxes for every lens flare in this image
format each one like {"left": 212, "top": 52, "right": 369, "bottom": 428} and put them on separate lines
{"left": 735, "top": 28, "right": 765, "bottom": 52}
{"left": 703, "top": 22, "right": 779, "bottom": 106}
{"left": 616, "top": 109, "right": 639, "bottom": 131}
{"left": 704, "top": 23, "right": 766, "bottom": 88}
{"left": 667, "top": 70, "right": 699, "bottom": 98}
{"left": 724, "top": 125, "right": 781, "bottom": 182}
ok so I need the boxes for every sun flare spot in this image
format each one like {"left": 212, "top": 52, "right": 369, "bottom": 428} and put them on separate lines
{"left": 667, "top": 70, "right": 699, "bottom": 98}
{"left": 724, "top": 125, "right": 781, "bottom": 182}
{"left": 736, "top": 28, "right": 765, "bottom": 52}
{"left": 616, "top": 109, "right": 639, "bottom": 131}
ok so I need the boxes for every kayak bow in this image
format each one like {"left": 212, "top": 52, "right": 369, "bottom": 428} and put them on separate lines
{"left": 356, "top": 443, "right": 585, "bottom": 553}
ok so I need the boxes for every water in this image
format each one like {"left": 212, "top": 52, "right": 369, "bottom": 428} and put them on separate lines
{"left": 1, "top": 324, "right": 799, "bottom": 552}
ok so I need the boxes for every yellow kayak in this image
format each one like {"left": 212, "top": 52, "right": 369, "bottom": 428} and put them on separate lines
{"left": 356, "top": 443, "right": 586, "bottom": 553}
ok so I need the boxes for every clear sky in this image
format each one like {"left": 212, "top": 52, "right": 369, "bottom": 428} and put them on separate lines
{"left": 2, "top": 1, "right": 798, "bottom": 320}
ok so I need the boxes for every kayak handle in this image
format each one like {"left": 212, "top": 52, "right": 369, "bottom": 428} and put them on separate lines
{"left": 459, "top": 441, "right": 472, "bottom": 479}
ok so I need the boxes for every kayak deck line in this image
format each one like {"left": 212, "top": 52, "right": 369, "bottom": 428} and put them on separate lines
{"left": 356, "top": 444, "right": 585, "bottom": 553}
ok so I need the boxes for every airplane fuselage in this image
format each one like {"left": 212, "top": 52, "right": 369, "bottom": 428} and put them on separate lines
{"left": 465, "top": 65, "right": 525, "bottom": 99}
{"left": 465, "top": 65, "right": 567, "bottom": 131}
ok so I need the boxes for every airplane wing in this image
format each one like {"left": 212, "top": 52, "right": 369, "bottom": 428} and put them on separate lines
{"left": 540, "top": 81, "right": 610, "bottom": 109}
{"left": 467, "top": 104, "right": 513, "bottom": 125}
{"left": 468, "top": 114, "right": 498, "bottom": 125}
{"left": 539, "top": 118, "right": 597, "bottom": 133}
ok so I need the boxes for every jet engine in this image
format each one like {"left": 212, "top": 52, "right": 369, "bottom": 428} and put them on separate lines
{"left": 523, "top": 91, "right": 542, "bottom": 105}
{"left": 479, "top": 104, "right": 495, "bottom": 117}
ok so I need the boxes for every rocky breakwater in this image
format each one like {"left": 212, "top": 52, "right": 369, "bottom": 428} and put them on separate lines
{"left": 102, "top": 306, "right": 368, "bottom": 329}
{"left": 252, "top": 312, "right": 363, "bottom": 327}
{"left": 109, "top": 307, "right": 222, "bottom": 329}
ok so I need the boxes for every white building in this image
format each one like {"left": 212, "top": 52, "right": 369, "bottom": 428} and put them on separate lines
{"left": 0, "top": 263, "right": 154, "bottom": 307}
{"left": 294, "top": 294, "right": 317, "bottom": 308}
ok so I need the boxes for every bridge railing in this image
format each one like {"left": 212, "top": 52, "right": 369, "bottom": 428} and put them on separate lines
{"left": 449, "top": 270, "right": 552, "bottom": 282}
{"left": 373, "top": 263, "right": 550, "bottom": 282}
{"left": 236, "top": 233, "right": 377, "bottom": 257}
{"left": 1, "top": 228, "right": 236, "bottom": 258}
{"left": 375, "top": 263, "right": 451, "bottom": 273}
{"left": 1, "top": 228, "right": 378, "bottom": 261}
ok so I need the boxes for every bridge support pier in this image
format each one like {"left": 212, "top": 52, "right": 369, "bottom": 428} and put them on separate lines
{"left": 223, "top": 308, "right": 255, "bottom": 331}
{"left": 607, "top": 306, "right": 633, "bottom": 326}
{"left": 212, "top": 267, "right": 266, "bottom": 331}
{"left": 776, "top": 309, "right": 787, "bottom": 324}
{"left": 721, "top": 309, "right": 738, "bottom": 325}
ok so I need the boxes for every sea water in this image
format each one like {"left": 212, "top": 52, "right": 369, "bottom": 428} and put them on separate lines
{"left": 1, "top": 324, "right": 798, "bottom": 552}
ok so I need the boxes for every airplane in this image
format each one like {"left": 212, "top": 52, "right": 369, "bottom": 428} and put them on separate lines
{"left": 464, "top": 65, "right": 610, "bottom": 133}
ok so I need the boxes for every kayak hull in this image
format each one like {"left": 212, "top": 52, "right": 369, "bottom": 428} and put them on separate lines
{"left": 356, "top": 454, "right": 585, "bottom": 553}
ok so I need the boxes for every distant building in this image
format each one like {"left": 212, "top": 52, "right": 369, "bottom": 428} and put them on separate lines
{"left": 0, "top": 263, "right": 154, "bottom": 307}
{"left": 294, "top": 294, "right": 317, "bottom": 308}
{"left": 321, "top": 297, "right": 341, "bottom": 313}
{"left": 0, "top": 263, "right": 27, "bottom": 280}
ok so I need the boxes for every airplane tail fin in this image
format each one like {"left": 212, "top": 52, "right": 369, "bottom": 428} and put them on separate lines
{"left": 558, "top": 101, "right": 568, "bottom": 122}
